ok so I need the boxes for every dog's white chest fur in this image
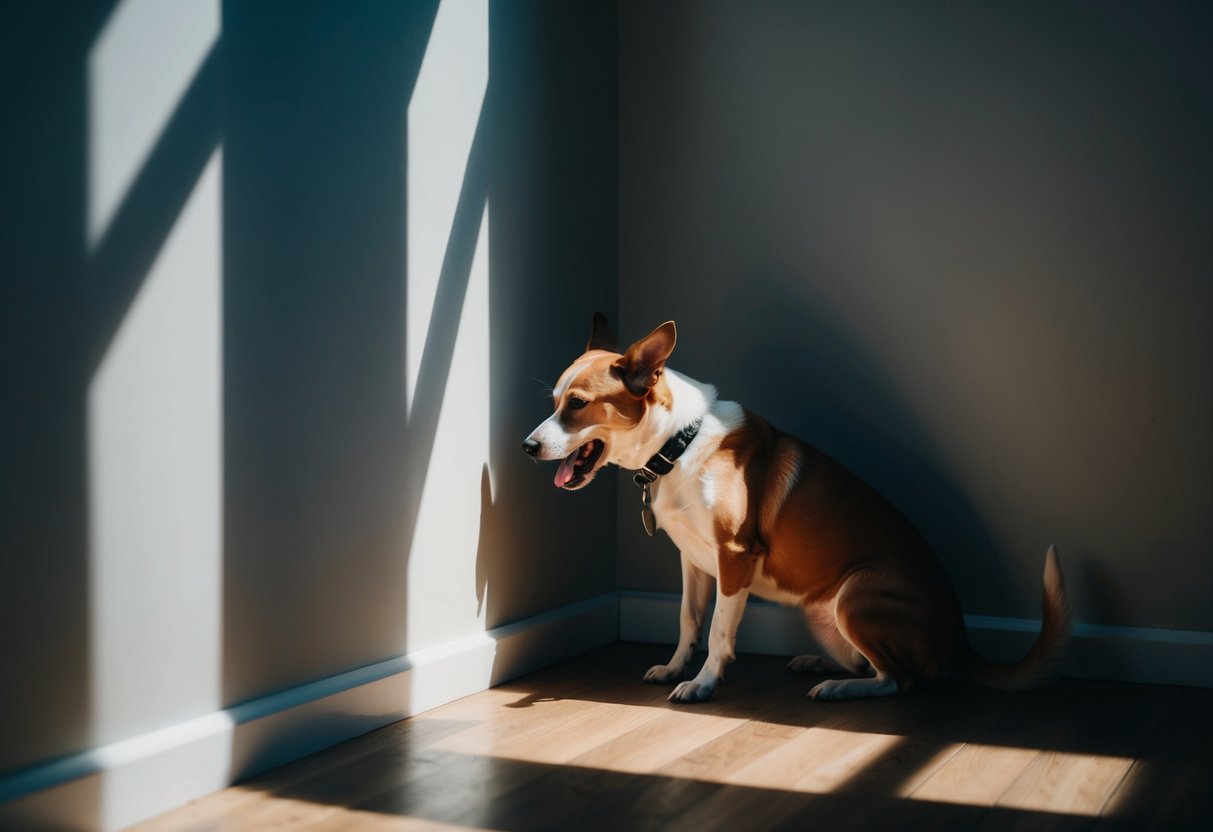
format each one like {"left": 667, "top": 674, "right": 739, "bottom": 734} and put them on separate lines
{"left": 651, "top": 468, "right": 718, "bottom": 576}
{"left": 650, "top": 402, "right": 740, "bottom": 576}
{"left": 651, "top": 399, "right": 804, "bottom": 607}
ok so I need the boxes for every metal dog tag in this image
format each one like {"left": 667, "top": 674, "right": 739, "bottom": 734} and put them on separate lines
{"left": 640, "top": 481, "right": 656, "bottom": 537}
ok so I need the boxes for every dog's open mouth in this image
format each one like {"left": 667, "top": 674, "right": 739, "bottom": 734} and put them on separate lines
{"left": 554, "top": 439, "right": 606, "bottom": 490}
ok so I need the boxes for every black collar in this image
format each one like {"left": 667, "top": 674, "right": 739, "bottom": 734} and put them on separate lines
{"left": 633, "top": 419, "right": 702, "bottom": 488}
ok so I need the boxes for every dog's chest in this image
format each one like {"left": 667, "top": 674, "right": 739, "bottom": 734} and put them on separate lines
{"left": 652, "top": 468, "right": 804, "bottom": 605}
{"left": 651, "top": 466, "right": 720, "bottom": 577}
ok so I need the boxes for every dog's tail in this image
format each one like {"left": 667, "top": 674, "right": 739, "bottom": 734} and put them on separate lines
{"left": 965, "top": 545, "right": 1072, "bottom": 691}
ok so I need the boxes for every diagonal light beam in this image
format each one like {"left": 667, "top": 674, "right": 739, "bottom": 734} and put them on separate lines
{"left": 87, "top": 0, "right": 220, "bottom": 251}
{"left": 85, "top": 41, "right": 222, "bottom": 377}
{"left": 405, "top": 0, "right": 489, "bottom": 420}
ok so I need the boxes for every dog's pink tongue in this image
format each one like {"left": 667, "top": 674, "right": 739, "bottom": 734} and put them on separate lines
{"left": 554, "top": 452, "right": 578, "bottom": 488}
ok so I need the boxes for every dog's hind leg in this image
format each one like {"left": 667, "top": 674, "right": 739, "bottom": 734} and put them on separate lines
{"left": 644, "top": 554, "right": 713, "bottom": 684}
{"left": 804, "top": 569, "right": 922, "bottom": 701}
{"left": 791, "top": 604, "right": 873, "bottom": 677}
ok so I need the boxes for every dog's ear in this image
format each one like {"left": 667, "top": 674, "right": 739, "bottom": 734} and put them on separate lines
{"left": 613, "top": 321, "right": 676, "bottom": 397}
{"left": 586, "top": 311, "right": 619, "bottom": 353}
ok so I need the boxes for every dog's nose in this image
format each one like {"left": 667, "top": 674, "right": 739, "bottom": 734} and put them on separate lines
{"left": 522, "top": 438, "right": 541, "bottom": 457}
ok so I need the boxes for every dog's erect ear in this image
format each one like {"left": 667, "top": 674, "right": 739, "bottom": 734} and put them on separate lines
{"left": 586, "top": 311, "right": 619, "bottom": 353}
{"left": 613, "top": 321, "right": 677, "bottom": 397}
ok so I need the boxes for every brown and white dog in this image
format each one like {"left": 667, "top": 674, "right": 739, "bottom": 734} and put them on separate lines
{"left": 524, "top": 314, "right": 1070, "bottom": 703}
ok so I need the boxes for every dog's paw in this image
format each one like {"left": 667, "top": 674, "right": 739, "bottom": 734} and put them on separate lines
{"left": 808, "top": 675, "right": 897, "bottom": 701}
{"left": 807, "top": 679, "right": 836, "bottom": 700}
{"left": 788, "top": 655, "right": 825, "bottom": 674}
{"left": 668, "top": 680, "right": 715, "bottom": 703}
{"left": 788, "top": 654, "right": 848, "bottom": 674}
{"left": 643, "top": 664, "right": 684, "bottom": 684}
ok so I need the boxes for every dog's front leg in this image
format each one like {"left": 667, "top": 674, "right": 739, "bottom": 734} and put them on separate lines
{"left": 669, "top": 582, "right": 749, "bottom": 703}
{"left": 644, "top": 553, "right": 712, "bottom": 684}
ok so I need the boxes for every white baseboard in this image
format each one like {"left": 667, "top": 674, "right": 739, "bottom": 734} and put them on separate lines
{"left": 0, "top": 593, "right": 619, "bottom": 832}
{"left": 619, "top": 591, "right": 1213, "bottom": 689}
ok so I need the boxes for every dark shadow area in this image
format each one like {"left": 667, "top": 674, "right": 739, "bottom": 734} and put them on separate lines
{"left": 1094, "top": 687, "right": 1213, "bottom": 831}
{"left": 220, "top": 0, "right": 439, "bottom": 707}
{"left": 1, "top": 0, "right": 113, "bottom": 783}
{"left": 723, "top": 278, "right": 1020, "bottom": 614}
{"left": 223, "top": 0, "right": 623, "bottom": 781}
{"left": 616, "top": 0, "right": 1213, "bottom": 632}
{"left": 477, "top": 0, "right": 619, "bottom": 633}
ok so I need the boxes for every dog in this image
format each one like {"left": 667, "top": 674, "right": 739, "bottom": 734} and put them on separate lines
{"left": 524, "top": 314, "right": 1070, "bottom": 703}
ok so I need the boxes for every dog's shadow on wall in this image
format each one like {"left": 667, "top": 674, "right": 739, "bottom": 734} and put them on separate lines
{"left": 698, "top": 275, "right": 1020, "bottom": 614}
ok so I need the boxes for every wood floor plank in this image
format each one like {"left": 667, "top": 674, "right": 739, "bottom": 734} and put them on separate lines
{"left": 331, "top": 750, "right": 543, "bottom": 831}
{"left": 911, "top": 742, "right": 1043, "bottom": 806}
{"left": 657, "top": 717, "right": 807, "bottom": 782}
{"left": 998, "top": 750, "right": 1133, "bottom": 816}
{"left": 727, "top": 723, "right": 906, "bottom": 793}
{"left": 129, "top": 645, "right": 1213, "bottom": 832}
{"left": 663, "top": 783, "right": 817, "bottom": 832}
{"left": 1096, "top": 687, "right": 1213, "bottom": 831}
{"left": 129, "top": 786, "right": 268, "bottom": 832}
{"left": 431, "top": 699, "right": 662, "bottom": 765}
{"left": 569, "top": 708, "right": 747, "bottom": 774}
{"left": 982, "top": 683, "right": 1179, "bottom": 828}
{"left": 129, "top": 717, "right": 476, "bottom": 832}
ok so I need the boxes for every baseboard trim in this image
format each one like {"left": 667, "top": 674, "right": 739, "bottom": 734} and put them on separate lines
{"left": 619, "top": 590, "right": 1213, "bottom": 689}
{"left": 0, "top": 592, "right": 619, "bottom": 832}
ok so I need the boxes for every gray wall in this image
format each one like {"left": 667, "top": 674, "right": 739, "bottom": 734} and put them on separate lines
{"left": 618, "top": 1, "right": 1212, "bottom": 631}
{"left": 0, "top": 0, "right": 616, "bottom": 782}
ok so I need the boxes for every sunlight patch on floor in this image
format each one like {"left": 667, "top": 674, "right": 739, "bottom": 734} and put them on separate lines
{"left": 415, "top": 690, "right": 1133, "bottom": 817}
{"left": 727, "top": 725, "right": 906, "bottom": 792}
{"left": 908, "top": 742, "right": 1133, "bottom": 816}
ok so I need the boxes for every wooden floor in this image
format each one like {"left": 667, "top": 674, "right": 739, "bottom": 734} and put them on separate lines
{"left": 134, "top": 643, "right": 1213, "bottom": 831}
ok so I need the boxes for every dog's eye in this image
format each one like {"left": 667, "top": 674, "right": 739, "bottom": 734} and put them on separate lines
{"left": 567, "top": 396, "right": 588, "bottom": 410}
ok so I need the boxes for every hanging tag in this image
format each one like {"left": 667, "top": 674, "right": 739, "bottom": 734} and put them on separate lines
{"left": 640, "top": 481, "right": 656, "bottom": 537}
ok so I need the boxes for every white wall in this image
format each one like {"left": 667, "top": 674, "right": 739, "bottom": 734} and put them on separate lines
{"left": 618, "top": 0, "right": 1213, "bottom": 633}
{"left": 1, "top": 1, "right": 618, "bottom": 827}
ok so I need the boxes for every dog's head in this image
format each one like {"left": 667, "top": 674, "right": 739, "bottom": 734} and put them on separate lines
{"left": 523, "top": 313, "right": 677, "bottom": 490}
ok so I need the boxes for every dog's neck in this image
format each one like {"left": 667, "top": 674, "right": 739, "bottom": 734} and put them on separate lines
{"left": 610, "top": 368, "right": 716, "bottom": 471}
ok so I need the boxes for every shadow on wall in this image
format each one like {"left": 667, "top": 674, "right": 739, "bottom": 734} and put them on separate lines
{"left": 220, "top": 0, "right": 436, "bottom": 741}
{"left": 476, "top": 0, "right": 619, "bottom": 666}
{"left": 2, "top": 0, "right": 126, "bottom": 779}
{"left": 721, "top": 276, "right": 1019, "bottom": 612}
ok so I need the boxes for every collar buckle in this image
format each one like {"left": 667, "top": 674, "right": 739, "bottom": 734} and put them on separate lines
{"left": 633, "top": 469, "right": 659, "bottom": 488}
